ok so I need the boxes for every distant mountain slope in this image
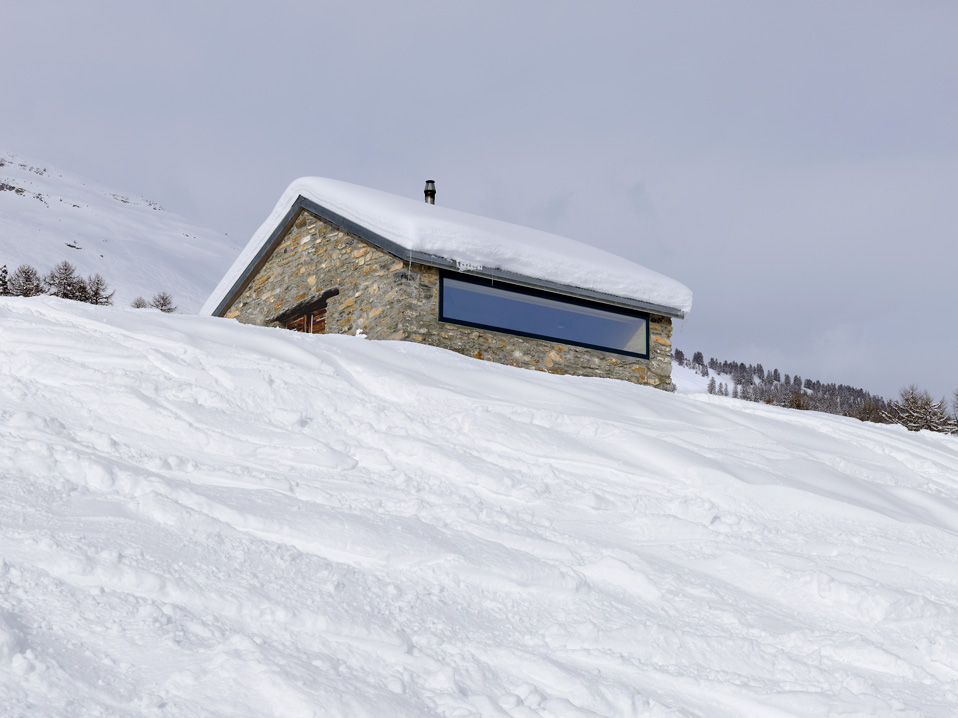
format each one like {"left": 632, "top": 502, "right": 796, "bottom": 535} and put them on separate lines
{"left": 2, "top": 297, "right": 957, "bottom": 717}
{"left": 0, "top": 151, "right": 239, "bottom": 312}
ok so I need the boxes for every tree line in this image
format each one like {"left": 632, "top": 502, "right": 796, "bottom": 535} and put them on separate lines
{"left": 0, "top": 261, "right": 176, "bottom": 312}
{"left": 674, "top": 349, "right": 957, "bottom": 436}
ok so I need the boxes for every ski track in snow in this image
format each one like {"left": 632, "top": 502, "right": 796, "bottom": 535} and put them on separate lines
{"left": 2, "top": 298, "right": 958, "bottom": 717}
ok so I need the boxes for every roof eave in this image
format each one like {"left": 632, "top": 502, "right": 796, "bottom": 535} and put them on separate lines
{"left": 210, "top": 195, "right": 687, "bottom": 320}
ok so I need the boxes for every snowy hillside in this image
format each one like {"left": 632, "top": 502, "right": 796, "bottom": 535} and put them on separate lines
{"left": 0, "top": 152, "right": 238, "bottom": 311}
{"left": 2, "top": 298, "right": 958, "bottom": 717}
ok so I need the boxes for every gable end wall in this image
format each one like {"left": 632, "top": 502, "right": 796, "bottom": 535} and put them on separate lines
{"left": 224, "top": 211, "right": 673, "bottom": 389}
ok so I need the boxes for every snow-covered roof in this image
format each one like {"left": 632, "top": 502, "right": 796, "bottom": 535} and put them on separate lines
{"left": 202, "top": 177, "right": 693, "bottom": 317}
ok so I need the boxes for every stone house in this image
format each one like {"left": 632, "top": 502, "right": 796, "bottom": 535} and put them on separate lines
{"left": 203, "top": 179, "right": 692, "bottom": 389}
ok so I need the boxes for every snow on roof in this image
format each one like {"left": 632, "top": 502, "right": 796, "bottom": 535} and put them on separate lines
{"left": 202, "top": 177, "right": 693, "bottom": 317}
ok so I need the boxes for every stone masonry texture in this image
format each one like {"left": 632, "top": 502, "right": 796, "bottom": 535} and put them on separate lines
{"left": 224, "top": 210, "right": 674, "bottom": 389}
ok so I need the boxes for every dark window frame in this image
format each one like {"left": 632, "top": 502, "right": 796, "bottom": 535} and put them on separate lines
{"left": 438, "top": 271, "right": 650, "bottom": 359}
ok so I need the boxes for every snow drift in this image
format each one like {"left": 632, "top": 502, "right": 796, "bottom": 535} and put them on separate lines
{"left": 1, "top": 297, "right": 957, "bottom": 717}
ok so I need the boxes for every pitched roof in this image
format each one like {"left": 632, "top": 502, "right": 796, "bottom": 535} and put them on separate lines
{"left": 202, "top": 178, "right": 693, "bottom": 318}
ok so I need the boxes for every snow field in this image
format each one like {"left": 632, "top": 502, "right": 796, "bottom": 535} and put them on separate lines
{"left": 1, "top": 297, "right": 958, "bottom": 717}
{"left": 0, "top": 152, "right": 237, "bottom": 312}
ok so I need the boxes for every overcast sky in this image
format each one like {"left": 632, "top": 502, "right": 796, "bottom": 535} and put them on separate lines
{"left": 4, "top": 1, "right": 956, "bottom": 401}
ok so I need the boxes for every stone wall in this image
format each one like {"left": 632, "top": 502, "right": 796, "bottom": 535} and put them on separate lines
{"left": 224, "top": 210, "right": 674, "bottom": 389}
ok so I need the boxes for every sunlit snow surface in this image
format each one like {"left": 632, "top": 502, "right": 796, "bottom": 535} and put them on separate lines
{"left": 0, "top": 152, "right": 238, "bottom": 312}
{"left": 202, "top": 177, "right": 693, "bottom": 317}
{"left": 2, "top": 298, "right": 958, "bottom": 717}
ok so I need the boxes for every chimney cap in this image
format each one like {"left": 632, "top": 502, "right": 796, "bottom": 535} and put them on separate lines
{"left": 424, "top": 180, "right": 436, "bottom": 205}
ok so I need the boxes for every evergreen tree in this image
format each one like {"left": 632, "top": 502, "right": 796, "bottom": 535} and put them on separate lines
{"left": 0, "top": 264, "right": 8, "bottom": 296}
{"left": 708, "top": 377, "right": 717, "bottom": 394}
{"left": 692, "top": 351, "right": 705, "bottom": 366}
{"left": 697, "top": 351, "right": 890, "bottom": 424}
{"left": 850, "top": 398, "right": 887, "bottom": 424}
{"left": 673, "top": 348, "right": 686, "bottom": 363}
{"left": 8, "top": 264, "right": 44, "bottom": 297}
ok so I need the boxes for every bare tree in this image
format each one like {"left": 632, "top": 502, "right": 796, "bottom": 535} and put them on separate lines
{"left": 131, "top": 296, "right": 149, "bottom": 308}
{"left": 44, "top": 261, "right": 88, "bottom": 301}
{"left": 85, "top": 274, "right": 115, "bottom": 305}
{"left": 882, "top": 385, "right": 957, "bottom": 434}
{"left": 150, "top": 292, "right": 177, "bottom": 313}
{"left": 8, "top": 264, "right": 44, "bottom": 297}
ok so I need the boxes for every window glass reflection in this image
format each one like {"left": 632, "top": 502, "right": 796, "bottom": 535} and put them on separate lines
{"left": 441, "top": 276, "right": 647, "bottom": 356}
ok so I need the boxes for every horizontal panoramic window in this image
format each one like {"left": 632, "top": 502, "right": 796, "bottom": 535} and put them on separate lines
{"left": 439, "top": 273, "right": 649, "bottom": 358}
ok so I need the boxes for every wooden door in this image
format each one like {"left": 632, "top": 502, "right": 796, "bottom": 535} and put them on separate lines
{"left": 308, "top": 308, "right": 326, "bottom": 334}
{"left": 287, "top": 308, "right": 326, "bottom": 334}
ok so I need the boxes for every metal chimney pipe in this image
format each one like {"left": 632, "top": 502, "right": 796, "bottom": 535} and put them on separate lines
{"left": 424, "top": 180, "right": 436, "bottom": 205}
